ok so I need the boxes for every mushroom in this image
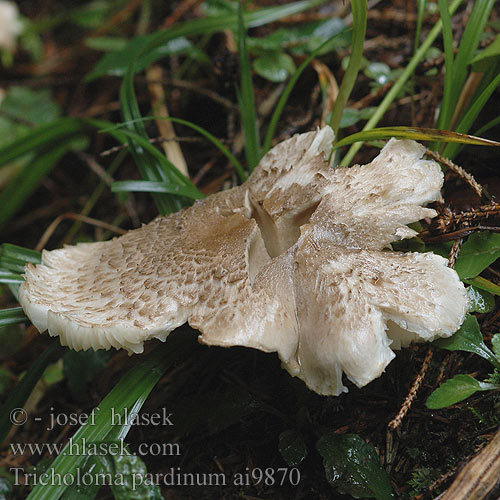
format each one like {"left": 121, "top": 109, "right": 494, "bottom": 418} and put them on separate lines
{"left": 19, "top": 126, "right": 468, "bottom": 396}
{"left": 0, "top": 1, "right": 22, "bottom": 51}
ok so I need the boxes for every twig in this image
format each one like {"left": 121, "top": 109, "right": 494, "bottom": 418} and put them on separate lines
{"left": 388, "top": 348, "right": 434, "bottom": 432}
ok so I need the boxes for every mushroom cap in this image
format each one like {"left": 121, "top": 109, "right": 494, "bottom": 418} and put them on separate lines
{"left": 19, "top": 126, "right": 468, "bottom": 395}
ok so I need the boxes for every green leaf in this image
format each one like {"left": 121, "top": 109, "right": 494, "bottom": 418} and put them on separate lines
{"left": 88, "top": 0, "right": 326, "bottom": 80}
{"left": 316, "top": 433, "right": 394, "bottom": 499}
{"left": 466, "top": 286, "right": 495, "bottom": 313}
{"left": 278, "top": 429, "right": 308, "bottom": 466}
{"left": 253, "top": 51, "right": 296, "bottom": 82}
{"left": 247, "top": 17, "right": 348, "bottom": 55}
{"left": 433, "top": 314, "right": 500, "bottom": 370}
{"left": 454, "top": 232, "right": 500, "bottom": 280}
{"left": 0, "top": 87, "right": 60, "bottom": 126}
{"left": 96, "top": 447, "right": 164, "bottom": 500}
{"left": 492, "top": 334, "right": 500, "bottom": 360}
{"left": 426, "top": 374, "right": 497, "bottom": 409}
{"left": 63, "top": 350, "right": 111, "bottom": 402}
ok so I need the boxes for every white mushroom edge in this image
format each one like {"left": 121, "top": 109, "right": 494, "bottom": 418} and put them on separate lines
{"left": 19, "top": 126, "right": 468, "bottom": 396}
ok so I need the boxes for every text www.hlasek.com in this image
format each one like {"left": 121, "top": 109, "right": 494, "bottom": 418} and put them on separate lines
{"left": 10, "top": 438, "right": 180, "bottom": 458}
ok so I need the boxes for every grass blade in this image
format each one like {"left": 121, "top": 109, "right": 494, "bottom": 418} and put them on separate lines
{"left": 111, "top": 180, "right": 204, "bottom": 199}
{"left": 87, "top": 0, "right": 327, "bottom": 80}
{"left": 341, "top": 0, "right": 463, "bottom": 165}
{"left": 167, "top": 117, "right": 246, "bottom": 182}
{"left": 0, "top": 307, "right": 28, "bottom": 327}
{"left": 328, "top": 0, "right": 367, "bottom": 137}
{"left": 435, "top": 0, "right": 455, "bottom": 132}
{"left": 26, "top": 332, "right": 196, "bottom": 500}
{"left": 237, "top": 3, "right": 260, "bottom": 171}
{"left": 335, "top": 126, "right": 500, "bottom": 149}
{"left": 0, "top": 142, "right": 74, "bottom": 229}
{"left": 0, "top": 342, "right": 63, "bottom": 443}
{"left": 262, "top": 33, "right": 347, "bottom": 154}
{"left": 443, "top": 72, "right": 500, "bottom": 159}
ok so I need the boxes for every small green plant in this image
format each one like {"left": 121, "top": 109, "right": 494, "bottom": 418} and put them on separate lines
{"left": 426, "top": 315, "right": 500, "bottom": 409}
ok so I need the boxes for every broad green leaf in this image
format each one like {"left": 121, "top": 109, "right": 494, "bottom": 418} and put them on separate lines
{"left": 0, "top": 87, "right": 60, "bottom": 126}
{"left": 96, "top": 447, "right": 164, "bottom": 500}
{"left": 278, "top": 429, "right": 308, "bottom": 466}
{"left": 63, "top": 350, "right": 111, "bottom": 402}
{"left": 433, "top": 314, "right": 500, "bottom": 370}
{"left": 253, "top": 51, "right": 296, "bottom": 82}
{"left": 88, "top": 0, "right": 326, "bottom": 80}
{"left": 466, "top": 286, "right": 495, "bottom": 313}
{"left": 247, "top": 17, "right": 348, "bottom": 55}
{"left": 426, "top": 374, "right": 497, "bottom": 409}
{"left": 492, "top": 334, "right": 500, "bottom": 360}
{"left": 454, "top": 232, "right": 500, "bottom": 280}
{"left": 316, "top": 433, "right": 394, "bottom": 499}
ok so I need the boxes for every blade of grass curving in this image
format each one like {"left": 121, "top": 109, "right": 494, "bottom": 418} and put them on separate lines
{"left": 0, "top": 244, "right": 41, "bottom": 273}
{"left": 120, "top": 66, "right": 182, "bottom": 215}
{"left": 112, "top": 180, "right": 204, "bottom": 199}
{"left": 435, "top": 0, "right": 454, "bottom": 132}
{"left": 451, "top": 0, "right": 495, "bottom": 108}
{"left": 0, "top": 341, "right": 63, "bottom": 443}
{"left": 0, "top": 270, "right": 24, "bottom": 284}
{"left": 0, "top": 118, "right": 85, "bottom": 166}
{"left": 414, "top": 0, "right": 427, "bottom": 54}
{"left": 341, "top": 0, "right": 463, "bottom": 165}
{"left": 443, "top": 72, "right": 500, "bottom": 159}
{"left": 26, "top": 332, "right": 196, "bottom": 500}
{"left": 262, "top": 33, "right": 347, "bottom": 154}
{"left": 167, "top": 117, "right": 247, "bottom": 182}
{"left": 328, "top": 0, "right": 367, "bottom": 137}
{"left": 0, "top": 142, "right": 74, "bottom": 229}
{"left": 334, "top": 126, "right": 500, "bottom": 149}
{"left": 88, "top": 0, "right": 327, "bottom": 80}
{"left": 474, "top": 115, "right": 500, "bottom": 138}
{"left": 237, "top": 3, "right": 260, "bottom": 170}
{"left": 0, "top": 307, "right": 28, "bottom": 327}
{"left": 465, "top": 277, "right": 500, "bottom": 297}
